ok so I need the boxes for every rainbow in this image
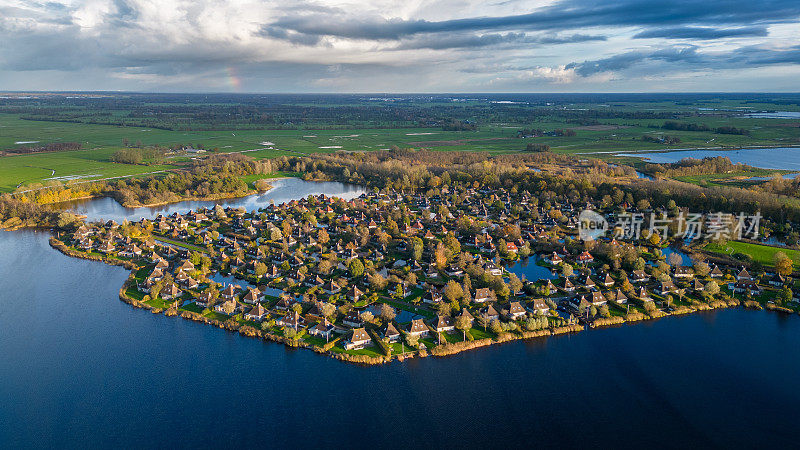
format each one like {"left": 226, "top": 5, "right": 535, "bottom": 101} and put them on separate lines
{"left": 226, "top": 67, "right": 241, "bottom": 91}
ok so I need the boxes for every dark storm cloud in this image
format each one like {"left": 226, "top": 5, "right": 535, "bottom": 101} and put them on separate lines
{"left": 633, "top": 26, "right": 769, "bottom": 40}
{"left": 566, "top": 44, "right": 800, "bottom": 76}
{"left": 268, "top": 0, "right": 800, "bottom": 40}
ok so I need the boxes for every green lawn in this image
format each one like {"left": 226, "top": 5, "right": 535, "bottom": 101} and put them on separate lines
{"left": 704, "top": 241, "right": 800, "bottom": 267}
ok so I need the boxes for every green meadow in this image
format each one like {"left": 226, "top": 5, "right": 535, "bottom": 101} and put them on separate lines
{"left": 704, "top": 241, "right": 800, "bottom": 267}
{"left": 3, "top": 98, "right": 800, "bottom": 192}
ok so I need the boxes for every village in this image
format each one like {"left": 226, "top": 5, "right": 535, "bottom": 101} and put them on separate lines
{"left": 54, "top": 185, "right": 796, "bottom": 361}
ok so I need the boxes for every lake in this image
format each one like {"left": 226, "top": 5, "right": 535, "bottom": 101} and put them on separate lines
{"left": 2, "top": 181, "right": 800, "bottom": 448}
{"left": 61, "top": 177, "right": 366, "bottom": 223}
{"left": 619, "top": 147, "right": 800, "bottom": 171}
{"left": 744, "top": 111, "right": 800, "bottom": 119}
{"left": 504, "top": 255, "right": 558, "bottom": 281}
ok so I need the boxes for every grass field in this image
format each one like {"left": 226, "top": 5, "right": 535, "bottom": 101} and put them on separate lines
{"left": 704, "top": 241, "right": 800, "bottom": 267}
{"left": 3, "top": 101, "right": 800, "bottom": 192}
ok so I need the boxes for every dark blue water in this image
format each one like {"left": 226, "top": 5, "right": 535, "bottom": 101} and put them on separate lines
{"left": 505, "top": 255, "right": 557, "bottom": 281}
{"left": 2, "top": 230, "right": 800, "bottom": 448}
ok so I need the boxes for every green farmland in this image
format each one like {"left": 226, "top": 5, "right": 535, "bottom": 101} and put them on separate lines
{"left": 704, "top": 241, "right": 800, "bottom": 267}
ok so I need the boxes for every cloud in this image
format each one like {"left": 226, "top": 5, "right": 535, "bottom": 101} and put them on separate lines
{"left": 1, "top": 0, "right": 800, "bottom": 92}
{"left": 394, "top": 32, "right": 605, "bottom": 50}
{"left": 565, "top": 44, "right": 800, "bottom": 77}
{"left": 268, "top": 0, "right": 800, "bottom": 40}
{"left": 633, "top": 26, "right": 769, "bottom": 40}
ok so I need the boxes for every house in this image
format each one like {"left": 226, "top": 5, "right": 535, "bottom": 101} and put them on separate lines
{"left": 583, "top": 276, "right": 596, "bottom": 291}
{"left": 562, "top": 278, "right": 576, "bottom": 293}
{"left": 434, "top": 315, "right": 455, "bottom": 332}
{"left": 180, "top": 276, "right": 199, "bottom": 290}
{"left": 638, "top": 287, "right": 653, "bottom": 302}
{"left": 276, "top": 310, "right": 304, "bottom": 329}
{"left": 274, "top": 296, "right": 294, "bottom": 311}
{"left": 214, "top": 299, "right": 238, "bottom": 315}
{"left": 244, "top": 303, "right": 268, "bottom": 321}
{"left": 656, "top": 280, "right": 677, "bottom": 295}
{"left": 737, "top": 268, "right": 753, "bottom": 281}
{"left": 347, "top": 286, "right": 364, "bottom": 302}
{"left": 484, "top": 261, "right": 503, "bottom": 276}
{"left": 242, "top": 287, "right": 263, "bottom": 304}
{"left": 98, "top": 240, "right": 116, "bottom": 254}
{"left": 730, "top": 280, "right": 762, "bottom": 295}
{"left": 601, "top": 273, "right": 614, "bottom": 287}
{"left": 473, "top": 288, "right": 493, "bottom": 303}
{"left": 505, "top": 301, "right": 527, "bottom": 320}
{"left": 161, "top": 283, "right": 183, "bottom": 299}
{"left": 607, "top": 288, "right": 628, "bottom": 304}
{"left": 309, "top": 318, "right": 336, "bottom": 340}
{"left": 528, "top": 298, "right": 549, "bottom": 315}
{"left": 692, "top": 279, "right": 705, "bottom": 292}
{"left": 344, "top": 328, "right": 372, "bottom": 350}
{"left": 544, "top": 252, "right": 563, "bottom": 265}
{"left": 343, "top": 311, "right": 364, "bottom": 328}
{"left": 480, "top": 304, "right": 500, "bottom": 321}
{"left": 423, "top": 288, "right": 444, "bottom": 304}
{"left": 195, "top": 291, "right": 214, "bottom": 308}
{"left": 589, "top": 291, "right": 607, "bottom": 307}
{"left": 768, "top": 273, "right": 786, "bottom": 287}
{"left": 322, "top": 280, "right": 341, "bottom": 295}
{"left": 544, "top": 280, "right": 557, "bottom": 295}
{"left": 220, "top": 284, "right": 239, "bottom": 301}
{"left": 119, "top": 244, "right": 142, "bottom": 258}
{"left": 710, "top": 265, "right": 724, "bottom": 278}
{"left": 382, "top": 322, "right": 401, "bottom": 343}
{"left": 457, "top": 308, "right": 475, "bottom": 326}
{"left": 407, "top": 318, "right": 429, "bottom": 337}
{"left": 576, "top": 251, "right": 594, "bottom": 264}
{"left": 631, "top": 270, "right": 649, "bottom": 283}
{"left": 674, "top": 266, "right": 693, "bottom": 278}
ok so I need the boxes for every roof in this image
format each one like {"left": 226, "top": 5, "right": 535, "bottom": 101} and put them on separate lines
{"left": 350, "top": 328, "right": 371, "bottom": 343}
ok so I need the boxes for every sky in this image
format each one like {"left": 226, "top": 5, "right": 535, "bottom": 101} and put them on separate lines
{"left": 1, "top": 0, "right": 800, "bottom": 93}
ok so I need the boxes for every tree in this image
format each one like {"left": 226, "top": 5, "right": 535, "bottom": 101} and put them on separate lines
{"left": 444, "top": 280, "right": 463, "bottom": 303}
{"left": 410, "top": 237, "right": 423, "bottom": 261}
{"left": 704, "top": 280, "right": 720, "bottom": 298}
{"left": 668, "top": 252, "right": 683, "bottom": 268}
{"left": 348, "top": 258, "right": 364, "bottom": 278}
{"left": 404, "top": 332, "right": 419, "bottom": 348}
{"left": 774, "top": 251, "right": 793, "bottom": 277}
{"left": 369, "top": 272, "right": 387, "bottom": 290}
{"left": 508, "top": 273, "right": 523, "bottom": 296}
{"left": 320, "top": 302, "right": 336, "bottom": 319}
{"left": 562, "top": 264, "right": 574, "bottom": 278}
{"left": 778, "top": 286, "right": 792, "bottom": 305}
{"left": 284, "top": 326, "right": 297, "bottom": 342}
{"left": 455, "top": 315, "right": 471, "bottom": 340}
{"left": 360, "top": 311, "right": 374, "bottom": 324}
{"left": 379, "top": 303, "right": 396, "bottom": 322}
{"left": 222, "top": 301, "right": 236, "bottom": 315}
{"left": 291, "top": 303, "right": 303, "bottom": 314}
{"left": 599, "top": 304, "right": 610, "bottom": 318}
{"left": 693, "top": 261, "right": 710, "bottom": 277}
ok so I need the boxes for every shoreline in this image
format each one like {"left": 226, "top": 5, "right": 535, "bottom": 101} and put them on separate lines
{"left": 46, "top": 235, "right": 799, "bottom": 365}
